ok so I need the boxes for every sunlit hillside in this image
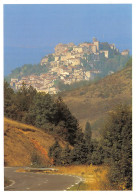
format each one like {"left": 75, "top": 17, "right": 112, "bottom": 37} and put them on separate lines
{"left": 4, "top": 118, "right": 67, "bottom": 166}
{"left": 61, "top": 64, "right": 132, "bottom": 137}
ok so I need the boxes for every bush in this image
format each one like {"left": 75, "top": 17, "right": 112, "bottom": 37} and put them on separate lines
{"left": 31, "top": 152, "right": 45, "bottom": 167}
{"left": 48, "top": 141, "right": 62, "bottom": 165}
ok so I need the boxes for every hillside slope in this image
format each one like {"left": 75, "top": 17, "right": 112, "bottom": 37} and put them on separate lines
{"left": 4, "top": 118, "right": 67, "bottom": 166}
{"left": 61, "top": 65, "right": 132, "bottom": 137}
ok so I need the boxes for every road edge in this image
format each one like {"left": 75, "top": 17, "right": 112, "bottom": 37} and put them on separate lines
{"left": 4, "top": 180, "right": 15, "bottom": 190}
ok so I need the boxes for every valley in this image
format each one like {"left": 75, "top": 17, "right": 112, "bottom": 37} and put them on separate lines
{"left": 61, "top": 62, "right": 132, "bottom": 135}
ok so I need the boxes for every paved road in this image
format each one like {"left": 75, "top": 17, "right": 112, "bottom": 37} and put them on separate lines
{"left": 4, "top": 167, "right": 82, "bottom": 191}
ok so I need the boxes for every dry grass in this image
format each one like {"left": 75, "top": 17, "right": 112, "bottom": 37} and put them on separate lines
{"left": 16, "top": 165, "right": 125, "bottom": 191}
{"left": 54, "top": 165, "right": 112, "bottom": 190}
{"left": 62, "top": 66, "right": 132, "bottom": 134}
{"left": 4, "top": 117, "right": 67, "bottom": 167}
{"left": 15, "top": 165, "right": 115, "bottom": 190}
{"left": 4, "top": 117, "right": 41, "bottom": 132}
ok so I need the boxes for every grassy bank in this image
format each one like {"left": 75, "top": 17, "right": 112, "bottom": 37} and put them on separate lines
{"left": 4, "top": 117, "right": 67, "bottom": 166}
{"left": 16, "top": 165, "right": 126, "bottom": 190}
{"left": 55, "top": 165, "right": 112, "bottom": 190}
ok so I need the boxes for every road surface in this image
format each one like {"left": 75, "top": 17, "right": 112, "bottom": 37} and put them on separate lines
{"left": 4, "top": 167, "right": 82, "bottom": 191}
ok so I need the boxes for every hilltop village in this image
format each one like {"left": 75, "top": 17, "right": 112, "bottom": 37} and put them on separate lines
{"left": 10, "top": 37, "right": 129, "bottom": 94}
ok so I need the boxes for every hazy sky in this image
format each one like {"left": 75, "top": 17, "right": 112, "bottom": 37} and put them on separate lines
{"left": 4, "top": 4, "right": 132, "bottom": 75}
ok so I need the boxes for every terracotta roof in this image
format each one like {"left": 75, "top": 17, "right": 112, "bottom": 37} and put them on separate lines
{"left": 87, "top": 43, "right": 94, "bottom": 46}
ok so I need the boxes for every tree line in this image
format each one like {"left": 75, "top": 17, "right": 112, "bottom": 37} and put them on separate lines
{"left": 4, "top": 81, "right": 82, "bottom": 145}
{"left": 5, "top": 63, "right": 49, "bottom": 83}
{"left": 48, "top": 105, "right": 132, "bottom": 190}
{"left": 4, "top": 81, "right": 132, "bottom": 190}
{"left": 49, "top": 121, "right": 104, "bottom": 166}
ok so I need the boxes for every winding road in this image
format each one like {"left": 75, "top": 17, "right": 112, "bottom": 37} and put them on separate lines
{"left": 4, "top": 167, "right": 82, "bottom": 191}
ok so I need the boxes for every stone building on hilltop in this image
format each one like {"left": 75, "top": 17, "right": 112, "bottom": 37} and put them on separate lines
{"left": 121, "top": 50, "right": 129, "bottom": 56}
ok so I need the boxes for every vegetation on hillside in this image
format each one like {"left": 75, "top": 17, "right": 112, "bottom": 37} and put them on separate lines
{"left": 102, "top": 104, "right": 132, "bottom": 190}
{"left": 125, "top": 57, "right": 132, "bottom": 67}
{"left": 5, "top": 52, "right": 130, "bottom": 90}
{"left": 4, "top": 117, "right": 67, "bottom": 166}
{"left": 48, "top": 120, "right": 104, "bottom": 166}
{"left": 5, "top": 63, "right": 49, "bottom": 83}
{"left": 95, "top": 55, "right": 130, "bottom": 77}
{"left": 61, "top": 59, "right": 132, "bottom": 133}
{"left": 55, "top": 55, "right": 130, "bottom": 92}
{"left": 53, "top": 165, "right": 112, "bottom": 190}
{"left": 4, "top": 82, "right": 82, "bottom": 145}
{"left": 48, "top": 104, "right": 132, "bottom": 190}
{"left": 54, "top": 77, "right": 100, "bottom": 92}
{"left": 4, "top": 58, "right": 132, "bottom": 190}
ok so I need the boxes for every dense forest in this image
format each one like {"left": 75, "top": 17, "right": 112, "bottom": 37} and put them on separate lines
{"left": 4, "top": 70, "right": 132, "bottom": 190}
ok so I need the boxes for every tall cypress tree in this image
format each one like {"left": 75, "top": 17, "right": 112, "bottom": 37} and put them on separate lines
{"left": 84, "top": 121, "right": 92, "bottom": 145}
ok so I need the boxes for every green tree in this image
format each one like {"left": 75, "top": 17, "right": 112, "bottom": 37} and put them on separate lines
{"left": 5, "top": 64, "right": 49, "bottom": 83}
{"left": 56, "top": 97, "right": 82, "bottom": 145}
{"left": 26, "top": 92, "right": 58, "bottom": 128}
{"left": 48, "top": 140, "right": 62, "bottom": 165}
{"left": 102, "top": 104, "right": 132, "bottom": 190}
{"left": 60, "top": 144, "right": 71, "bottom": 165}
{"left": 90, "top": 141, "right": 104, "bottom": 165}
{"left": 4, "top": 81, "right": 16, "bottom": 118}
{"left": 16, "top": 83, "right": 37, "bottom": 111}
{"left": 70, "top": 143, "right": 86, "bottom": 165}
{"left": 14, "top": 84, "right": 37, "bottom": 121}
{"left": 125, "top": 57, "right": 132, "bottom": 67}
{"left": 48, "top": 54, "right": 55, "bottom": 62}
{"left": 31, "top": 152, "right": 44, "bottom": 167}
{"left": 84, "top": 121, "right": 92, "bottom": 145}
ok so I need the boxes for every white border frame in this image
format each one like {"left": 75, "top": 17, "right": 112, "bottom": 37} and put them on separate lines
{"left": 0, "top": 1, "right": 135, "bottom": 194}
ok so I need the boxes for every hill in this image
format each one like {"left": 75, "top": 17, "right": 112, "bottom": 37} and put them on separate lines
{"left": 61, "top": 63, "right": 132, "bottom": 138}
{"left": 4, "top": 117, "right": 68, "bottom": 167}
{"left": 5, "top": 37, "right": 130, "bottom": 94}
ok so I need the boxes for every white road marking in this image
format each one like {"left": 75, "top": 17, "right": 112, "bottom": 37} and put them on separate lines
{"left": 4, "top": 180, "right": 15, "bottom": 189}
{"left": 5, "top": 167, "right": 84, "bottom": 191}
